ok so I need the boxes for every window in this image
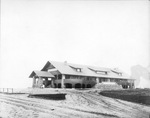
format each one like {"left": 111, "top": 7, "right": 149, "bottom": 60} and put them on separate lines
{"left": 111, "top": 69, "right": 122, "bottom": 76}
{"left": 115, "top": 79, "right": 119, "bottom": 82}
{"left": 69, "top": 65, "right": 82, "bottom": 72}
{"left": 96, "top": 71, "right": 108, "bottom": 75}
{"left": 65, "top": 75, "right": 70, "bottom": 79}
{"left": 93, "top": 78, "right": 96, "bottom": 81}
{"left": 70, "top": 75, "right": 76, "bottom": 79}
{"left": 102, "top": 78, "right": 107, "bottom": 82}
{"left": 76, "top": 68, "right": 81, "bottom": 72}
{"left": 87, "top": 77, "right": 92, "bottom": 81}
{"left": 99, "top": 78, "right": 102, "bottom": 83}
{"left": 88, "top": 67, "right": 109, "bottom": 75}
{"left": 58, "top": 74, "right": 62, "bottom": 79}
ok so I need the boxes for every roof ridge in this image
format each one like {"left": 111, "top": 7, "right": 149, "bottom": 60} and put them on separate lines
{"left": 50, "top": 60, "right": 111, "bottom": 69}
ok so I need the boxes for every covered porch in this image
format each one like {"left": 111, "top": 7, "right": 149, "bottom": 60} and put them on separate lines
{"left": 29, "top": 71, "right": 55, "bottom": 88}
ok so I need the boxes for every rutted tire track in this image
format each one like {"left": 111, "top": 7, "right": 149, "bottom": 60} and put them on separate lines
{"left": 0, "top": 96, "right": 55, "bottom": 110}
{"left": 1, "top": 94, "right": 39, "bottom": 103}
{"left": 0, "top": 97, "right": 67, "bottom": 118}
{"left": 81, "top": 92, "right": 149, "bottom": 118}
{"left": 0, "top": 94, "right": 119, "bottom": 118}
{"left": 65, "top": 92, "right": 121, "bottom": 118}
{"left": 0, "top": 94, "right": 113, "bottom": 118}
{"left": 1, "top": 92, "right": 149, "bottom": 118}
{"left": 0, "top": 95, "right": 86, "bottom": 118}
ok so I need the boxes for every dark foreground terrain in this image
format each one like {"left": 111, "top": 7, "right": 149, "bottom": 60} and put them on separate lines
{"left": 100, "top": 89, "right": 150, "bottom": 105}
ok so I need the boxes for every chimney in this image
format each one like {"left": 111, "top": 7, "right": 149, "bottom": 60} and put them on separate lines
{"left": 64, "top": 61, "right": 67, "bottom": 65}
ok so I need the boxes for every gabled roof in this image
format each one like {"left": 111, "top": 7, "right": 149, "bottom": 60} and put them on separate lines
{"left": 41, "top": 61, "right": 131, "bottom": 79}
{"left": 29, "top": 71, "right": 54, "bottom": 78}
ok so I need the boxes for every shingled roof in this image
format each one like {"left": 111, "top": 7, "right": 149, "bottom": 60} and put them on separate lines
{"left": 41, "top": 61, "right": 131, "bottom": 79}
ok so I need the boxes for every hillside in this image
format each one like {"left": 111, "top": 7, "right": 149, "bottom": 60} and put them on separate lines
{"left": 100, "top": 89, "right": 150, "bottom": 105}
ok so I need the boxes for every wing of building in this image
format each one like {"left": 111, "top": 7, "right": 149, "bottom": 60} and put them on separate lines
{"left": 29, "top": 61, "right": 134, "bottom": 89}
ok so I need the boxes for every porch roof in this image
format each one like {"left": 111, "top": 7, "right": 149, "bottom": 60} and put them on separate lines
{"left": 29, "top": 71, "right": 54, "bottom": 78}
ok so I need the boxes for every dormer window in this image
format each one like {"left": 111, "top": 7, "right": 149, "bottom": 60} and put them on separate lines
{"left": 76, "top": 68, "right": 81, "bottom": 72}
{"left": 96, "top": 71, "right": 108, "bottom": 75}
{"left": 88, "top": 67, "right": 109, "bottom": 75}
{"left": 69, "top": 65, "right": 82, "bottom": 72}
{"left": 111, "top": 69, "right": 122, "bottom": 76}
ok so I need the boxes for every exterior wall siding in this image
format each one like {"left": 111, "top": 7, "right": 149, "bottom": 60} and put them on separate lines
{"left": 54, "top": 74, "right": 96, "bottom": 88}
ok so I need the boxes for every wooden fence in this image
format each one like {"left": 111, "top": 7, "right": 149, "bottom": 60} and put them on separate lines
{"left": 0, "top": 88, "right": 13, "bottom": 93}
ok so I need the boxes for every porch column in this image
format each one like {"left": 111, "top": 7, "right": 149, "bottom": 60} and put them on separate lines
{"left": 32, "top": 76, "right": 36, "bottom": 88}
{"left": 107, "top": 78, "right": 110, "bottom": 82}
{"left": 72, "top": 84, "right": 75, "bottom": 88}
{"left": 61, "top": 75, "right": 65, "bottom": 88}
{"left": 38, "top": 77, "right": 43, "bottom": 88}
{"left": 96, "top": 77, "right": 99, "bottom": 84}
{"left": 51, "top": 78, "right": 54, "bottom": 88}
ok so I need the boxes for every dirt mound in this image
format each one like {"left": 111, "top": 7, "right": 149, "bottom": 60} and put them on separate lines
{"left": 94, "top": 82, "right": 122, "bottom": 90}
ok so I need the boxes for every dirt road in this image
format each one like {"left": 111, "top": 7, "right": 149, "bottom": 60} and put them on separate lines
{"left": 0, "top": 91, "right": 150, "bottom": 118}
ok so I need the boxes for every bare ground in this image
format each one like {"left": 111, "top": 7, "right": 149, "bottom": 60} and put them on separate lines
{"left": 0, "top": 89, "right": 150, "bottom": 118}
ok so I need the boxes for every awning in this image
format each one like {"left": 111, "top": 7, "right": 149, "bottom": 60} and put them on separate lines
{"left": 29, "top": 71, "right": 54, "bottom": 78}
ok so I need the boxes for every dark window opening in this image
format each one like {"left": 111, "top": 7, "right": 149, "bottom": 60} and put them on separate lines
{"left": 58, "top": 83, "right": 61, "bottom": 88}
{"left": 65, "top": 75, "right": 70, "bottom": 79}
{"left": 87, "top": 77, "right": 91, "bottom": 81}
{"left": 87, "top": 84, "right": 91, "bottom": 88}
{"left": 43, "top": 79, "right": 51, "bottom": 88}
{"left": 82, "top": 84, "right": 85, "bottom": 88}
{"left": 54, "top": 83, "right": 57, "bottom": 88}
{"left": 122, "top": 85, "right": 128, "bottom": 89}
{"left": 58, "top": 75, "right": 62, "bottom": 79}
{"left": 75, "top": 83, "right": 81, "bottom": 88}
{"left": 65, "top": 83, "right": 72, "bottom": 88}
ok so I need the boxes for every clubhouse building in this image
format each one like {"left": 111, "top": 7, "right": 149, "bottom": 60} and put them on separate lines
{"left": 29, "top": 61, "right": 134, "bottom": 89}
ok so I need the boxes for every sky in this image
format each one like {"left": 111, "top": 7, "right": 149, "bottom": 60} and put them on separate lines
{"left": 0, "top": 0, "right": 150, "bottom": 88}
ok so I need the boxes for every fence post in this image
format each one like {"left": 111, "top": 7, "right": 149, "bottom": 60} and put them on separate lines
{"left": 12, "top": 88, "right": 13, "bottom": 93}
{"left": 3, "top": 88, "right": 4, "bottom": 93}
{"left": 7, "top": 88, "right": 8, "bottom": 93}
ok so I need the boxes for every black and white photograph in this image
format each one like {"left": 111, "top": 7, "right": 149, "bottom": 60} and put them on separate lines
{"left": 0, "top": 0, "right": 150, "bottom": 118}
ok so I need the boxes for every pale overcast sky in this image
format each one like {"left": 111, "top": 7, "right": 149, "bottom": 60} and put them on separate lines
{"left": 0, "top": 0, "right": 149, "bottom": 88}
